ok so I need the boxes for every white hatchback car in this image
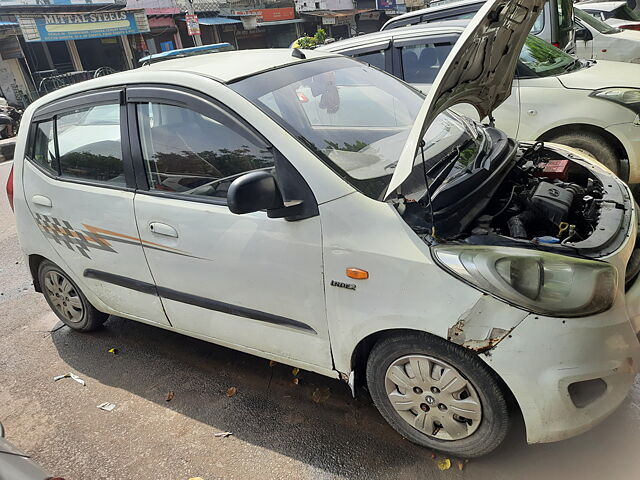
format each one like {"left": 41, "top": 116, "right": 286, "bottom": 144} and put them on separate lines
{"left": 576, "top": 1, "right": 640, "bottom": 31}
{"left": 7, "top": 0, "right": 640, "bottom": 458}
{"left": 574, "top": 7, "right": 640, "bottom": 63}
{"left": 320, "top": 21, "right": 640, "bottom": 183}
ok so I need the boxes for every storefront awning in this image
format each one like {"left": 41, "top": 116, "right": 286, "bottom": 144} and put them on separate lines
{"left": 0, "top": 21, "right": 18, "bottom": 26}
{"left": 197, "top": 17, "right": 242, "bottom": 25}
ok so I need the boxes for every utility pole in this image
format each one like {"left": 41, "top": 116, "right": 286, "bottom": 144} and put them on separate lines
{"left": 186, "top": 0, "right": 203, "bottom": 46}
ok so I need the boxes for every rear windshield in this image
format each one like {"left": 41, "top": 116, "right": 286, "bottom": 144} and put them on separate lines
{"left": 611, "top": 5, "right": 640, "bottom": 21}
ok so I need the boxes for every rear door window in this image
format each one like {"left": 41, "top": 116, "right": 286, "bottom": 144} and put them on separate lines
{"left": 398, "top": 40, "right": 455, "bottom": 84}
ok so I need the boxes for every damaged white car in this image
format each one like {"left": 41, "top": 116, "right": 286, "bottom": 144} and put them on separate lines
{"left": 9, "top": 0, "right": 640, "bottom": 458}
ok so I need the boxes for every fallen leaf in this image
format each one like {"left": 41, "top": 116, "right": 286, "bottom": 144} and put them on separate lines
{"left": 226, "top": 386, "right": 237, "bottom": 397}
{"left": 458, "top": 461, "right": 465, "bottom": 471}
{"left": 437, "top": 458, "right": 451, "bottom": 471}
{"left": 214, "top": 432, "right": 233, "bottom": 438}
{"left": 292, "top": 367, "right": 300, "bottom": 376}
{"left": 188, "top": 477, "right": 205, "bottom": 480}
{"left": 108, "top": 348, "right": 119, "bottom": 355}
{"left": 291, "top": 378, "right": 299, "bottom": 385}
{"left": 312, "top": 387, "right": 330, "bottom": 404}
{"left": 166, "top": 391, "right": 175, "bottom": 402}
{"left": 269, "top": 360, "right": 277, "bottom": 367}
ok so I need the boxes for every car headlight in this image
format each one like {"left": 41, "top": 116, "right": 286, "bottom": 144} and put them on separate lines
{"left": 432, "top": 245, "right": 618, "bottom": 317}
{"left": 590, "top": 88, "right": 640, "bottom": 114}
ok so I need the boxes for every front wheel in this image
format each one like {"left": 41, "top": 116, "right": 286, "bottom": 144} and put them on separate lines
{"left": 546, "top": 131, "right": 621, "bottom": 178}
{"left": 38, "top": 260, "right": 108, "bottom": 331}
{"left": 366, "top": 332, "right": 510, "bottom": 458}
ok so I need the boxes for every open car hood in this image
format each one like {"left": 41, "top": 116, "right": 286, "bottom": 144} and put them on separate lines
{"left": 385, "top": 0, "right": 545, "bottom": 199}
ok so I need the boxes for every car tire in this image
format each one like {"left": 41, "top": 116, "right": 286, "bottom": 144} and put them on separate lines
{"left": 38, "top": 260, "right": 108, "bottom": 332}
{"left": 366, "top": 332, "right": 510, "bottom": 458}
{"left": 546, "top": 132, "right": 621, "bottom": 177}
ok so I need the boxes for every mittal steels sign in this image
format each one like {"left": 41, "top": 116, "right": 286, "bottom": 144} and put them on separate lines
{"left": 18, "top": 9, "right": 150, "bottom": 42}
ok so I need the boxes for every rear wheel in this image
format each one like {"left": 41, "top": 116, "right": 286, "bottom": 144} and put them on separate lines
{"left": 366, "top": 332, "right": 510, "bottom": 458}
{"left": 38, "top": 260, "right": 108, "bottom": 331}
{"left": 545, "top": 131, "right": 621, "bottom": 177}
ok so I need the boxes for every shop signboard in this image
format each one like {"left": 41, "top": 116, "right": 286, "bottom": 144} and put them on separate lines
{"left": 375, "top": 0, "right": 397, "bottom": 10}
{"left": 185, "top": 14, "right": 200, "bottom": 36}
{"left": 230, "top": 7, "right": 295, "bottom": 23}
{"left": 0, "top": 0, "right": 125, "bottom": 6}
{"left": 17, "top": 9, "right": 150, "bottom": 42}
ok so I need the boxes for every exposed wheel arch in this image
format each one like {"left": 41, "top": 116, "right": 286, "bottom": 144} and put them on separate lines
{"left": 537, "top": 124, "right": 629, "bottom": 182}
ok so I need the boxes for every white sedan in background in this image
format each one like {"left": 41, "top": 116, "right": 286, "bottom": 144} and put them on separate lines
{"left": 576, "top": 1, "right": 640, "bottom": 30}
{"left": 320, "top": 22, "right": 640, "bottom": 183}
{"left": 574, "top": 6, "right": 640, "bottom": 62}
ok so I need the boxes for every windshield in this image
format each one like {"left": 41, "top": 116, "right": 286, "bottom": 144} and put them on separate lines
{"left": 575, "top": 7, "right": 622, "bottom": 34}
{"left": 231, "top": 57, "right": 483, "bottom": 201}
{"left": 612, "top": 5, "right": 640, "bottom": 21}
{"left": 520, "top": 35, "right": 578, "bottom": 77}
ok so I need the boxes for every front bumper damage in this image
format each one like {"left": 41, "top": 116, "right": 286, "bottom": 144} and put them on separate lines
{"left": 477, "top": 173, "right": 640, "bottom": 444}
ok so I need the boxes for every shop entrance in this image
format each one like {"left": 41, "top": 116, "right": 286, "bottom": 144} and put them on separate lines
{"left": 75, "top": 38, "right": 127, "bottom": 71}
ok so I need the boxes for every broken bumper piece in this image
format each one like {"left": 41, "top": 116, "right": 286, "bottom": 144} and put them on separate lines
{"left": 483, "top": 305, "right": 640, "bottom": 444}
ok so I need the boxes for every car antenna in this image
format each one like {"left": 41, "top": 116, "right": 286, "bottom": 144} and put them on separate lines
{"left": 292, "top": 48, "right": 306, "bottom": 59}
{"left": 419, "top": 140, "right": 437, "bottom": 238}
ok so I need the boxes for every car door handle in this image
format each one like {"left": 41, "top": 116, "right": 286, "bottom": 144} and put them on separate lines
{"left": 149, "top": 222, "right": 178, "bottom": 238}
{"left": 31, "top": 195, "right": 52, "bottom": 207}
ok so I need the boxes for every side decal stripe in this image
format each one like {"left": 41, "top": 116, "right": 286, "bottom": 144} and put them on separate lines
{"left": 83, "top": 269, "right": 317, "bottom": 334}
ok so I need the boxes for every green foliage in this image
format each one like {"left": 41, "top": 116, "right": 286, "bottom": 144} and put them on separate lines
{"left": 296, "top": 28, "right": 328, "bottom": 49}
{"left": 325, "top": 140, "right": 369, "bottom": 152}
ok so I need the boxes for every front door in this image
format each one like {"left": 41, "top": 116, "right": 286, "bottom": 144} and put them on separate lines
{"left": 21, "top": 90, "right": 169, "bottom": 324}
{"left": 128, "top": 87, "right": 332, "bottom": 371}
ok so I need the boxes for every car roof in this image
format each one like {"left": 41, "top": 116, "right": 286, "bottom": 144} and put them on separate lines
{"left": 576, "top": 1, "right": 626, "bottom": 11}
{"left": 320, "top": 21, "right": 468, "bottom": 52}
{"left": 382, "top": 0, "right": 485, "bottom": 28}
{"left": 140, "top": 48, "right": 338, "bottom": 82}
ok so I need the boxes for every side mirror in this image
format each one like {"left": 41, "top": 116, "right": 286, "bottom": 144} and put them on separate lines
{"left": 227, "top": 171, "right": 304, "bottom": 219}
{"left": 576, "top": 28, "right": 593, "bottom": 41}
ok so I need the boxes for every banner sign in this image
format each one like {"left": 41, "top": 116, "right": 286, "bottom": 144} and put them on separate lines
{"left": 231, "top": 7, "right": 295, "bottom": 23}
{"left": 375, "top": 0, "right": 397, "bottom": 10}
{"left": 1, "top": 0, "right": 124, "bottom": 6}
{"left": 185, "top": 14, "right": 200, "bottom": 36}
{"left": 18, "top": 9, "right": 150, "bottom": 42}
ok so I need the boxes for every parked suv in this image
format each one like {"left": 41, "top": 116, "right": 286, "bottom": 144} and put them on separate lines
{"left": 380, "top": 0, "right": 576, "bottom": 52}
{"left": 8, "top": 0, "right": 640, "bottom": 458}
{"left": 319, "top": 21, "right": 640, "bottom": 183}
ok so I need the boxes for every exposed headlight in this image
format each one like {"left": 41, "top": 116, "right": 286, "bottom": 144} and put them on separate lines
{"left": 590, "top": 88, "right": 640, "bottom": 114}
{"left": 432, "top": 246, "right": 617, "bottom": 317}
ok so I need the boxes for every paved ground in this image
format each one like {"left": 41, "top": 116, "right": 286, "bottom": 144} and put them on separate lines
{"left": 1, "top": 159, "right": 640, "bottom": 480}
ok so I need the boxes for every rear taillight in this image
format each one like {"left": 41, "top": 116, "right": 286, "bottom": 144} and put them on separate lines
{"left": 620, "top": 24, "right": 640, "bottom": 31}
{"left": 552, "top": 42, "right": 560, "bottom": 48}
{"left": 5, "top": 164, "right": 13, "bottom": 211}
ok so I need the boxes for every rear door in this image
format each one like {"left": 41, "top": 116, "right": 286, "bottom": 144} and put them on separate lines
{"left": 21, "top": 90, "right": 169, "bottom": 324}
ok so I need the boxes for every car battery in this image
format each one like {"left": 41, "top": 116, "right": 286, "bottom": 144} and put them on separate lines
{"left": 536, "top": 159, "right": 569, "bottom": 181}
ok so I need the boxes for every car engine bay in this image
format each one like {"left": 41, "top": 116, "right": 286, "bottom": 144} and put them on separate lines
{"left": 400, "top": 142, "right": 634, "bottom": 260}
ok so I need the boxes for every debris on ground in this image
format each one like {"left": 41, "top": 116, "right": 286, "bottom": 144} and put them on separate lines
{"left": 430, "top": 453, "right": 437, "bottom": 459}
{"left": 53, "top": 373, "right": 86, "bottom": 386}
{"left": 188, "top": 477, "right": 205, "bottom": 480}
{"left": 226, "top": 386, "right": 237, "bottom": 398}
{"left": 437, "top": 458, "right": 451, "bottom": 471}
{"left": 291, "top": 378, "right": 299, "bottom": 385}
{"left": 312, "top": 387, "right": 330, "bottom": 404}
{"left": 269, "top": 360, "right": 277, "bottom": 367}
{"left": 108, "top": 348, "right": 119, "bottom": 355}
{"left": 166, "top": 391, "right": 175, "bottom": 402}
{"left": 97, "top": 402, "right": 116, "bottom": 412}
{"left": 292, "top": 367, "right": 300, "bottom": 376}
{"left": 458, "top": 461, "right": 465, "bottom": 471}
{"left": 214, "top": 432, "right": 233, "bottom": 438}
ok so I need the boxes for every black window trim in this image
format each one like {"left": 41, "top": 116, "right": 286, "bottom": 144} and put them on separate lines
{"left": 124, "top": 84, "right": 319, "bottom": 220}
{"left": 393, "top": 34, "right": 459, "bottom": 82}
{"left": 27, "top": 87, "right": 136, "bottom": 190}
